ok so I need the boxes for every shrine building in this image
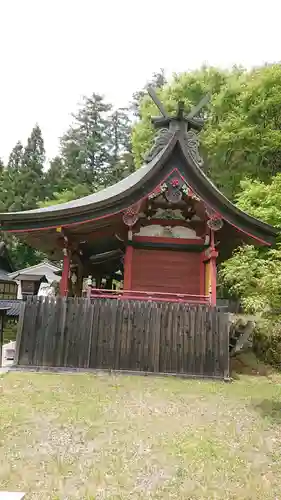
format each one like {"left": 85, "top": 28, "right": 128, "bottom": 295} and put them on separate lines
{"left": 0, "top": 93, "right": 277, "bottom": 305}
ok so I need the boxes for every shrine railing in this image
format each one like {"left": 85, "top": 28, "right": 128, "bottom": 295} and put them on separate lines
{"left": 87, "top": 287, "right": 210, "bottom": 305}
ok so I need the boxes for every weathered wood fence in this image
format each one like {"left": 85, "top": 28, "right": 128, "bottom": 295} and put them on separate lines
{"left": 15, "top": 297, "right": 229, "bottom": 378}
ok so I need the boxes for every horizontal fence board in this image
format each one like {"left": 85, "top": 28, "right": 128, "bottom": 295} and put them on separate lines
{"left": 15, "top": 297, "right": 230, "bottom": 378}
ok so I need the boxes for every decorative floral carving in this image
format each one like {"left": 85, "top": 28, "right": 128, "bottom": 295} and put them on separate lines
{"left": 149, "top": 179, "right": 201, "bottom": 204}
{"left": 181, "top": 184, "right": 200, "bottom": 201}
{"left": 153, "top": 208, "right": 185, "bottom": 220}
{"left": 148, "top": 182, "right": 167, "bottom": 200}
{"left": 170, "top": 177, "right": 180, "bottom": 188}
{"left": 122, "top": 202, "right": 141, "bottom": 227}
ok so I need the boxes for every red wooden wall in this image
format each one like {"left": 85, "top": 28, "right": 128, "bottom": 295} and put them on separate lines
{"left": 131, "top": 248, "right": 201, "bottom": 295}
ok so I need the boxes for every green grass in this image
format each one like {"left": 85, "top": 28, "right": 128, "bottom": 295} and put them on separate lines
{"left": 1, "top": 372, "right": 281, "bottom": 499}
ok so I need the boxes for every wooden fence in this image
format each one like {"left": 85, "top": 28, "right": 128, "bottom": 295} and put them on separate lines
{"left": 15, "top": 297, "right": 230, "bottom": 378}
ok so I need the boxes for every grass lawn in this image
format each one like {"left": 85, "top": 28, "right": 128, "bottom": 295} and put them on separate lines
{"left": 1, "top": 372, "right": 281, "bottom": 499}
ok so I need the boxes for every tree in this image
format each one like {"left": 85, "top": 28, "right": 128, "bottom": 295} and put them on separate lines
{"left": 39, "top": 184, "right": 92, "bottom": 207}
{"left": 59, "top": 93, "right": 133, "bottom": 192}
{"left": 0, "top": 142, "right": 24, "bottom": 211}
{"left": 44, "top": 156, "right": 65, "bottom": 198}
{"left": 10, "top": 125, "right": 45, "bottom": 211}
{"left": 132, "top": 64, "right": 281, "bottom": 199}
{"left": 60, "top": 93, "right": 112, "bottom": 189}
{"left": 7, "top": 141, "right": 24, "bottom": 171}
{"left": 106, "top": 108, "right": 134, "bottom": 184}
{"left": 0, "top": 129, "right": 46, "bottom": 269}
{"left": 220, "top": 174, "right": 281, "bottom": 313}
{"left": 3, "top": 234, "right": 45, "bottom": 269}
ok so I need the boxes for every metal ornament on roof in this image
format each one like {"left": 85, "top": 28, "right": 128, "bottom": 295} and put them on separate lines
{"left": 144, "top": 87, "right": 210, "bottom": 164}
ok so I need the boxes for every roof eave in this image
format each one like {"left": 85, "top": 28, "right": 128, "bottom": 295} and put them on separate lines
{"left": 177, "top": 136, "right": 278, "bottom": 246}
{"left": 0, "top": 135, "right": 178, "bottom": 231}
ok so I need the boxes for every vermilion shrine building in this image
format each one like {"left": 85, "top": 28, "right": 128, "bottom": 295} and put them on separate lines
{"left": 0, "top": 95, "right": 277, "bottom": 305}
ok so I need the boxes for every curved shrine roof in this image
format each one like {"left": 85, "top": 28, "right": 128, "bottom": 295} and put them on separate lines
{"left": 0, "top": 131, "right": 277, "bottom": 246}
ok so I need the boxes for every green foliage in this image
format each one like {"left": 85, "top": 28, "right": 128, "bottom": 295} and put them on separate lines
{"left": 44, "top": 156, "right": 65, "bottom": 197}
{"left": 236, "top": 175, "right": 281, "bottom": 228}
{"left": 253, "top": 318, "right": 281, "bottom": 368}
{"left": 133, "top": 64, "right": 281, "bottom": 199}
{"left": 220, "top": 173, "right": 281, "bottom": 314}
{"left": 220, "top": 244, "right": 281, "bottom": 313}
{"left": 2, "top": 233, "right": 44, "bottom": 269}
{"left": 0, "top": 127, "right": 46, "bottom": 268}
{"left": 15, "top": 124, "right": 45, "bottom": 211}
{"left": 39, "top": 184, "right": 92, "bottom": 207}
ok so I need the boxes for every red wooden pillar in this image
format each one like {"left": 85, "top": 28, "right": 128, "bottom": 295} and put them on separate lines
{"left": 209, "top": 230, "right": 218, "bottom": 306}
{"left": 123, "top": 244, "right": 133, "bottom": 290}
{"left": 60, "top": 249, "right": 70, "bottom": 297}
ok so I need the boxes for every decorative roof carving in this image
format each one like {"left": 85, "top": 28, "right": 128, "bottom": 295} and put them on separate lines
{"left": 144, "top": 129, "right": 173, "bottom": 163}
{"left": 143, "top": 87, "right": 209, "bottom": 164}
{"left": 184, "top": 130, "right": 203, "bottom": 167}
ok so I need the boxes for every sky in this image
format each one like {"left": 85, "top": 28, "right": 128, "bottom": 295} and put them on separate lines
{"left": 0, "top": 0, "right": 280, "bottom": 163}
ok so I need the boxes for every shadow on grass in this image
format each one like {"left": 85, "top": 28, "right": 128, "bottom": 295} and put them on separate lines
{"left": 254, "top": 399, "right": 281, "bottom": 424}
{"left": 230, "top": 351, "right": 270, "bottom": 378}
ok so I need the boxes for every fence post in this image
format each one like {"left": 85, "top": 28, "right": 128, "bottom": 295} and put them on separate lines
{"left": 14, "top": 301, "right": 26, "bottom": 365}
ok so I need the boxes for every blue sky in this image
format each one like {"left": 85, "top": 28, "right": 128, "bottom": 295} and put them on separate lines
{"left": 0, "top": 0, "right": 280, "bottom": 162}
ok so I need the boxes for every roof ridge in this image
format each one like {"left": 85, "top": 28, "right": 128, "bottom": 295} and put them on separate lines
{"left": 8, "top": 259, "right": 61, "bottom": 277}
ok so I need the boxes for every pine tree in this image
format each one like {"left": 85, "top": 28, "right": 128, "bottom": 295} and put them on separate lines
{"left": 60, "top": 94, "right": 133, "bottom": 191}
{"left": 11, "top": 125, "right": 45, "bottom": 211}
{"left": 106, "top": 108, "right": 134, "bottom": 184}
{"left": 0, "top": 142, "right": 24, "bottom": 211}
{"left": 0, "top": 158, "right": 4, "bottom": 175}
{"left": 44, "top": 156, "right": 65, "bottom": 198}
{"left": 61, "top": 93, "right": 112, "bottom": 189}
{"left": 7, "top": 141, "right": 24, "bottom": 171}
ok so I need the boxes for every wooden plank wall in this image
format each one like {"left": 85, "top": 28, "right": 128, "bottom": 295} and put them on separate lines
{"left": 15, "top": 297, "right": 229, "bottom": 378}
{"left": 131, "top": 249, "right": 201, "bottom": 295}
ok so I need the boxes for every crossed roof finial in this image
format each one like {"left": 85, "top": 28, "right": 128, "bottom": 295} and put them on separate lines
{"left": 147, "top": 86, "right": 210, "bottom": 131}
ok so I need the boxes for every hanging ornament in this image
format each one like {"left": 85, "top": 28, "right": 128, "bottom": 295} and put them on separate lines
{"left": 122, "top": 202, "right": 141, "bottom": 227}
{"left": 206, "top": 206, "right": 224, "bottom": 231}
{"left": 71, "top": 272, "right": 78, "bottom": 285}
{"left": 207, "top": 218, "right": 223, "bottom": 231}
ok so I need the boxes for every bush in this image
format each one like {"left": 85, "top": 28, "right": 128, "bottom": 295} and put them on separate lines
{"left": 253, "top": 318, "right": 281, "bottom": 368}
